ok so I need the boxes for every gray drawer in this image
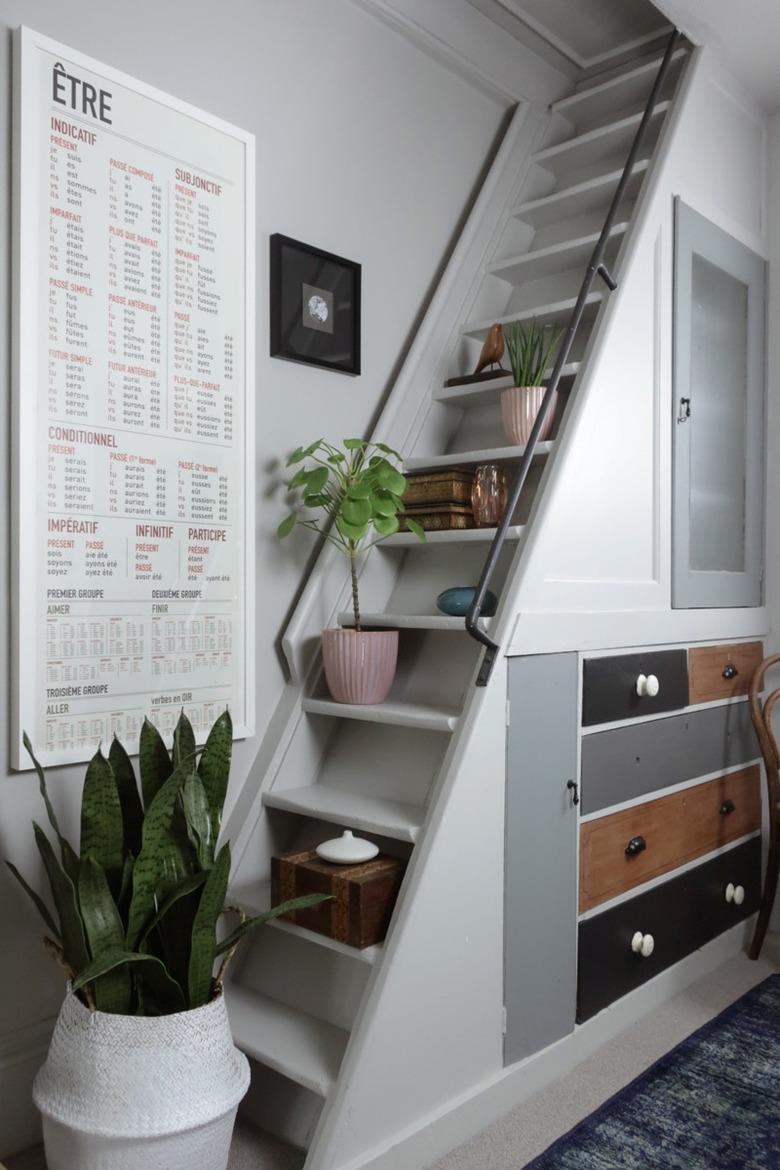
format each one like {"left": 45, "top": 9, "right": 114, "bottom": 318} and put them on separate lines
{"left": 582, "top": 650, "right": 688, "bottom": 726}
{"left": 581, "top": 702, "right": 758, "bottom": 815}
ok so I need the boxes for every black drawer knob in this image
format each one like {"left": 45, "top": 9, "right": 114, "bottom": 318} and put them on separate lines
{"left": 722, "top": 664, "right": 738, "bottom": 680}
{"left": 625, "top": 835, "right": 647, "bottom": 857}
{"left": 720, "top": 799, "right": 736, "bottom": 816}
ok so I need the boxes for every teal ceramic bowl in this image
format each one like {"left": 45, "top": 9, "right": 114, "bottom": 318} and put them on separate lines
{"left": 436, "top": 586, "right": 498, "bottom": 617}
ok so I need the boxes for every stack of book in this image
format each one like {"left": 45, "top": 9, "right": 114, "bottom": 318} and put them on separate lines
{"left": 401, "top": 470, "right": 475, "bottom": 531}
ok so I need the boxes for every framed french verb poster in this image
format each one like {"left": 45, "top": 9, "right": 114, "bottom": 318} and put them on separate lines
{"left": 11, "top": 26, "right": 256, "bottom": 768}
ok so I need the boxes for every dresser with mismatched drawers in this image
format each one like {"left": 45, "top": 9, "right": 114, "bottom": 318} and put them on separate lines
{"left": 504, "top": 639, "right": 765, "bottom": 1064}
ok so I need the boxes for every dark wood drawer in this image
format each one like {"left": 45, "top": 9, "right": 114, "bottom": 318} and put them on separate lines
{"left": 579, "top": 767, "right": 761, "bottom": 912}
{"left": 688, "top": 641, "right": 763, "bottom": 705}
{"left": 580, "top": 702, "right": 758, "bottom": 815}
{"left": 582, "top": 650, "right": 688, "bottom": 726}
{"left": 577, "top": 836, "right": 760, "bottom": 1022}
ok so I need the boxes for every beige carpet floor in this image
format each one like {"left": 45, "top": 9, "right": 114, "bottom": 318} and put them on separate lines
{"left": 8, "top": 934, "right": 779, "bottom": 1170}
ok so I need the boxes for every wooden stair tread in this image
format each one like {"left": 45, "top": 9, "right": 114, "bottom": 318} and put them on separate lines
{"left": 463, "top": 293, "right": 602, "bottom": 339}
{"left": 532, "top": 103, "right": 670, "bottom": 176}
{"left": 262, "top": 785, "right": 425, "bottom": 842}
{"left": 436, "top": 363, "right": 579, "bottom": 407}
{"left": 405, "top": 445, "right": 550, "bottom": 471}
{"left": 338, "top": 611, "right": 492, "bottom": 631}
{"left": 302, "top": 695, "right": 460, "bottom": 732}
{"left": 552, "top": 49, "right": 686, "bottom": 128}
{"left": 512, "top": 162, "right": 649, "bottom": 228}
{"left": 488, "top": 223, "right": 628, "bottom": 284}
{"left": 226, "top": 984, "right": 348, "bottom": 1096}
{"left": 381, "top": 523, "right": 525, "bottom": 545}
{"left": 231, "top": 880, "right": 382, "bottom": 965}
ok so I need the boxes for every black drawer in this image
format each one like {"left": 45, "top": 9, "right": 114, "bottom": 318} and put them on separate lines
{"left": 580, "top": 702, "right": 758, "bottom": 814}
{"left": 577, "top": 836, "right": 760, "bottom": 1022}
{"left": 582, "top": 649, "right": 689, "bottom": 726}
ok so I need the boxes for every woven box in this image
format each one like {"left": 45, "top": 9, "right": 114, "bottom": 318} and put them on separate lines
{"left": 271, "top": 850, "right": 406, "bottom": 949}
{"left": 403, "top": 469, "right": 474, "bottom": 506}
{"left": 400, "top": 504, "right": 474, "bottom": 531}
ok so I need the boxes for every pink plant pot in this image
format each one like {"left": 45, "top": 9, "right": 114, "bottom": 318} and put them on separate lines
{"left": 321, "top": 629, "right": 399, "bottom": 705}
{"left": 500, "top": 385, "right": 557, "bottom": 446}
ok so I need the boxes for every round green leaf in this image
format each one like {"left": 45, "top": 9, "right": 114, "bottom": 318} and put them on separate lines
{"left": 371, "top": 491, "right": 397, "bottom": 517}
{"left": 343, "top": 438, "right": 366, "bottom": 451}
{"left": 404, "top": 519, "right": 427, "bottom": 542}
{"left": 304, "top": 493, "right": 329, "bottom": 508}
{"left": 377, "top": 466, "right": 407, "bottom": 495}
{"left": 373, "top": 441, "right": 402, "bottom": 460}
{"left": 286, "top": 447, "right": 305, "bottom": 466}
{"left": 336, "top": 516, "right": 369, "bottom": 542}
{"left": 276, "top": 514, "right": 297, "bottom": 538}
{"left": 346, "top": 482, "right": 371, "bottom": 500}
{"left": 288, "top": 466, "right": 311, "bottom": 490}
{"left": 306, "top": 467, "right": 329, "bottom": 493}
{"left": 373, "top": 513, "right": 400, "bottom": 537}
{"left": 343, "top": 496, "right": 371, "bottom": 526}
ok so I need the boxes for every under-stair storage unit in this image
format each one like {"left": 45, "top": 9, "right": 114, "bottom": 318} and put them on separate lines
{"left": 222, "top": 33, "right": 774, "bottom": 1170}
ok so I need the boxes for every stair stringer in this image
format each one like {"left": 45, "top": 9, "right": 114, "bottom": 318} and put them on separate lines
{"left": 505, "top": 46, "right": 770, "bottom": 654}
{"left": 303, "top": 659, "right": 508, "bottom": 1170}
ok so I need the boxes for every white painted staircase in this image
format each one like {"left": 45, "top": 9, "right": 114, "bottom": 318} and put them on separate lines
{"left": 225, "top": 32, "right": 690, "bottom": 1170}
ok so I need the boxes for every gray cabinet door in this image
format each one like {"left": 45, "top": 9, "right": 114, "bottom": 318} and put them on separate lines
{"left": 672, "top": 198, "right": 766, "bottom": 608}
{"left": 505, "top": 653, "right": 578, "bottom": 1064}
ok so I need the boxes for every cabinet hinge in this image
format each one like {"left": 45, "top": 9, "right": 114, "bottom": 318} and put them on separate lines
{"left": 501, "top": 1005, "right": 508, "bottom": 1035}
{"left": 505, "top": 700, "right": 511, "bottom": 727}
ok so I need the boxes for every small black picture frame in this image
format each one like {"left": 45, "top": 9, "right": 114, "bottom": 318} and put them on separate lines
{"left": 270, "top": 233, "right": 361, "bottom": 375}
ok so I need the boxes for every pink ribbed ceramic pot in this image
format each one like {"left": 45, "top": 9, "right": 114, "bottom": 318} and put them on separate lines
{"left": 321, "top": 629, "right": 399, "bottom": 705}
{"left": 500, "top": 385, "right": 557, "bottom": 445}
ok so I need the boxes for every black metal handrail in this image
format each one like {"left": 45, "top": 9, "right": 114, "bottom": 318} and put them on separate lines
{"left": 465, "top": 26, "right": 682, "bottom": 687}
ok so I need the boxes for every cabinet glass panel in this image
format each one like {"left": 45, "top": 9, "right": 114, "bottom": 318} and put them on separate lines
{"left": 672, "top": 199, "right": 765, "bottom": 608}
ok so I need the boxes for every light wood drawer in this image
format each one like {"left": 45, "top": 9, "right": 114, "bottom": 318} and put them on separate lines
{"left": 577, "top": 836, "right": 760, "bottom": 1022}
{"left": 579, "top": 766, "right": 761, "bottom": 912}
{"left": 688, "top": 641, "right": 763, "bottom": 704}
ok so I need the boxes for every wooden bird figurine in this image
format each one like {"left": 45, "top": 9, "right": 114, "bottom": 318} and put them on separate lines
{"left": 472, "top": 323, "right": 505, "bottom": 377}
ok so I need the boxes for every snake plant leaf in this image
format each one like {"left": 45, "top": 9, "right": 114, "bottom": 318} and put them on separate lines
{"left": 213, "top": 893, "right": 334, "bottom": 956}
{"left": 276, "top": 513, "right": 297, "bottom": 538}
{"left": 197, "top": 709, "right": 232, "bottom": 844}
{"left": 188, "top": 844, "right": 231, "bottom": 1008}
{"left": 78, "top": 856, "right": 131, "bottom": 1014}
{"left": 80, "top": 748, "right": 124, "bottom": 895}
{"left": 139, "top": 718, "right": 172, "bottom": 810}
{"left": 182, "top": 772, "right": 213, "bottom": 868}
{"left": 5, "top": 861, "right": 60, "bottom": 939}
{"left": 108, "top": 737, "right": 143, "bottom": 858}
{"left": 137, "top": 871, "right": 208, "bottom": 949}
{"left": 172, "top": 710, "right": 197, "bottom": 769}
{"left": 33, "top": 822, "right": 89, "bottom": 975}
{"left": 71, "top": 950, "right": 185, "bottom": 1014}
{"left": 23, "top": 732, "right": 80, "bottom": 883}
{"left": 125, "top": 764, "right": 195, "bottom": 948}
{"left": 116, "top": 851, "right": 134, "bottom": 924}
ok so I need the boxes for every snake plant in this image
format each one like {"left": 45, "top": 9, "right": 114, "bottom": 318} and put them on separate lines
{"left": 6, "top": 712, "right": 328, "bottom": 1015}
{"left": 504, "top": 319, "right": 563, "bottom": 388}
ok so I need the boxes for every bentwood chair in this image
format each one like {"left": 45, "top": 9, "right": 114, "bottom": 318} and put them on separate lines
{"left": 748, "top": 653, "right": 780, "bottom": 959}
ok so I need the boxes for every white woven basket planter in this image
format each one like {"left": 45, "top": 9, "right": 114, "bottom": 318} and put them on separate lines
{"left": 33, "top": 989, "right": 250, "bottom": 1170}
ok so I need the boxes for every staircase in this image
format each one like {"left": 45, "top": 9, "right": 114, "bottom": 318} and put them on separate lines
{"left": 225, "top": 31, "right": 691, "bottom": 1170}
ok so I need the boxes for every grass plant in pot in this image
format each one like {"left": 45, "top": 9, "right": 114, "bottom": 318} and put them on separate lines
{"left": 5, "top": 713, "right": 328, "bottom": 1170}
{"left": 277, "top": 438, "right": 425, "bottom": 705}
{"left": 501, "top": 320, "right": 563, "bottom": 446}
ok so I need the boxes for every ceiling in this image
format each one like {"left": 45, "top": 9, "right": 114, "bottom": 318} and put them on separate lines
{"left": 466, "top": 0, "right": 670, "bottom": 71}
{"left": 653, "top": 0, "right": 780, "bottom": 113}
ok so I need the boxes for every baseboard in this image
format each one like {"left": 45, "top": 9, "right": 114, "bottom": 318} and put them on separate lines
{"left": 0, "top": 1017, "right": 54, "bottom": 1159}
{"left": 339, "top": 921, "right": 754, "bottom": 1170}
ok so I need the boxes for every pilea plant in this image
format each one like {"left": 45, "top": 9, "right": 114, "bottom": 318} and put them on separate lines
{"left": 277, "top": 438, "right": 425, "bottom": 629}
{"left": 6, "top": 712, "right": 327, "bottom": 1015}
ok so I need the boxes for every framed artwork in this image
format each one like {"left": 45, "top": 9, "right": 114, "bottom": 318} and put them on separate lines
{"left": 270, "top": 233, "right": 361, "bottom": 375}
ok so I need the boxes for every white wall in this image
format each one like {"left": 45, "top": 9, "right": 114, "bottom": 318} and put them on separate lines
{"left": 0, "top": 0, "right": 572, "bottom": 1154}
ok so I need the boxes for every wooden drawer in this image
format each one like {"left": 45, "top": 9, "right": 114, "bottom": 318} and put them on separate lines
{"left": 582, "top": 650, "right": 688, "bottom": 726}
{"left": 688, "top": 641, "right": 764, "bottom": 705}
{"left": 577, "top": 836, "right": 760, "bottom": 1022}
{"left": 581, "top": 702, "right": 757, "bottom": 815}
{"left": 579, "top": 766, "right": 761, "bottom": 912}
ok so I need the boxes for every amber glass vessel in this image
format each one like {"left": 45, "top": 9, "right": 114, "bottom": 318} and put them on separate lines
{"left": 471, "top": 463, "right": 507, "bottom": 527}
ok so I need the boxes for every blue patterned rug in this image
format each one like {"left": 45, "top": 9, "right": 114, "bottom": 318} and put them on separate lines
{"left": 526, "top": 974, "right": 780, "bottom": 1169}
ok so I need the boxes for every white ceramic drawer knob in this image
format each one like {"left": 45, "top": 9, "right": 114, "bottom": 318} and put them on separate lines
{"left": 631, "top": 931, "right": 655, "bottom": 958}
{"left": 725, "top": 882, "right": 745, "bottom": 905}
{"left": 636, "top": 673, "right": 660, "bottom": 698}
